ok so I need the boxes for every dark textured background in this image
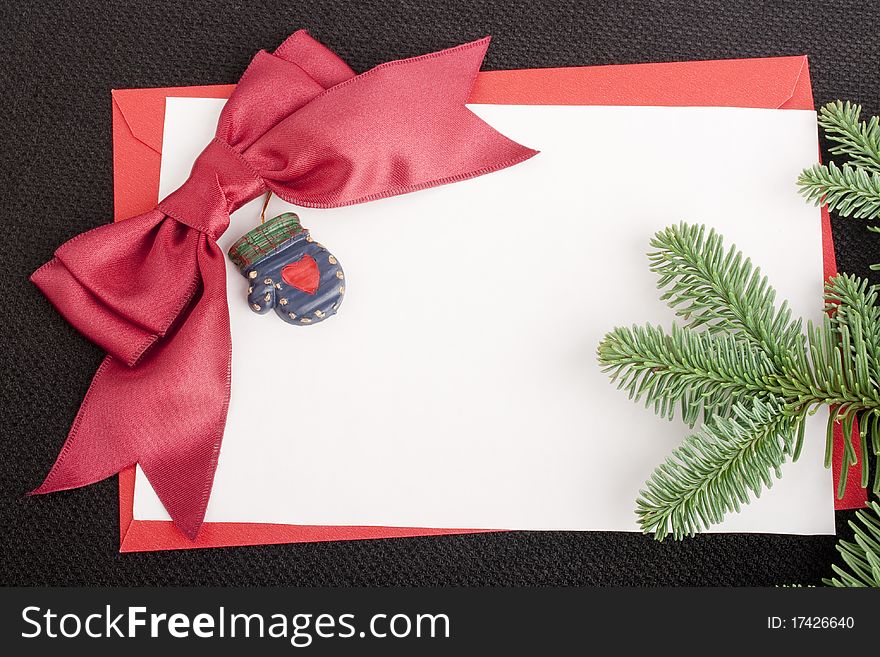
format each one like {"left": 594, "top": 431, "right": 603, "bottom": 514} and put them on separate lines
{"left": 2, "top": 0, "right": 879, "bottom": 586}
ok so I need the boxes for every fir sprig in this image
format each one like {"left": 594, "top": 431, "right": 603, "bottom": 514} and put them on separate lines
{"left": 648, "top": 223, "right": 802, "bottom": 355}
{"left": 825, "top": 500, "right": 880, "bottom": 587}
{"left": 798, "top": 101, "right": 880, "bottom": 269}
{"left": 637, "top": 398, "right": 796, "bottom": 537}
{"left": 799, "top": 161, "right": 880, "bottom": 220}
{"left": 598, "top": 222, "right": 880, "bottom": 540}
{"left": 814, "top": 100, "right": 880, "bottom": 173}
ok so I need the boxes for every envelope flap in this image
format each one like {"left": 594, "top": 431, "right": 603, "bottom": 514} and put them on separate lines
{"left": 112, "top": 85, "right": 236, "bottom": 154}
{"left": 112, "top": 88, "right": 168, "bottom": 154}
{"left": 471, "top": 55, "right": 810, "bottom": 109}
{"left": 779, "top": 56, "right": 814, "bottom": 110}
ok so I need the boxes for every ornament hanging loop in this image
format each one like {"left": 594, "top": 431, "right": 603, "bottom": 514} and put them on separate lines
{"left": 259, "top": 191, "right": 273, "bottom": 224}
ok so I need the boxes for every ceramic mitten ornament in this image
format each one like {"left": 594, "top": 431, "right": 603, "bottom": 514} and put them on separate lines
{"left": 228, "top": 213, "right": 345, "bottom": 325}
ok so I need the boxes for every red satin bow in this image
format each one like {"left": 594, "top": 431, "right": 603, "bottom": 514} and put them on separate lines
{"left": 29, "top": 31, "right": 536, "bottom": 538}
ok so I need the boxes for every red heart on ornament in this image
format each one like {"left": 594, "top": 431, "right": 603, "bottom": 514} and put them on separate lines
{"left": 281, "top": 255, "right": 320, "bottom": 294}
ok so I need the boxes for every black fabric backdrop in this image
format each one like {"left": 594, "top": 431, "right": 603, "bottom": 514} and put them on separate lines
{"left": 2, "top": 0, "right": 879, "bottom": 586}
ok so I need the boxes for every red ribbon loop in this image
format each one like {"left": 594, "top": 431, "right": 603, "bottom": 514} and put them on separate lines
{"left": 29, "top": 30, "right": 537, "bottom": 538}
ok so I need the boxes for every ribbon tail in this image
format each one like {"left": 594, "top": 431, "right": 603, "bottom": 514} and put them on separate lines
{"left": 32, "top": 237, "right": 231, "bottom": 539}
{"left": 252, "top": 36, "right": 539, "bottom": 208}
{"left": 30, "top": 355, "right": 143, "bottom": 495}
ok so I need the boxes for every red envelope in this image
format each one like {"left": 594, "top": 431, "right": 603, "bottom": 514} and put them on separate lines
{"left": 112, "top": 55, "right": 862, "bottom": 552}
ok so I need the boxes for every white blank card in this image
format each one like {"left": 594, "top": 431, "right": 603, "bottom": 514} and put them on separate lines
{"left": 133, "top": 98, "right": 835, "bottom": 535}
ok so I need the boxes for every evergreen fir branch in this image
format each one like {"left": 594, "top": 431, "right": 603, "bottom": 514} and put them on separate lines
{"left": 599, "top": 323, "right": 780, "bottom": 426}
{"left": 825, "top": 274, "right": 880, "bottom": 382}
{"left": 797, "top": 312, "right": 880, "bottom": 412}
{"left": 636, "top": 398, "right": 798, "bottom": 540}
{"left": 798, "top": 101, "right": 880, "bottom": 270}
{"left": 798, "top": 161, "right": 880, "bottom": 220}
{"left": 817, "top": 101, "right": 880, "bottom": 174}
{"left": 597, "top": 223, "right": 880, "bottom": 539}
{"left": 648, "top": 223, "right": 802, "bottom": 359}
{"left": 825, "top": 500, "right": 880, "bottom": 587}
